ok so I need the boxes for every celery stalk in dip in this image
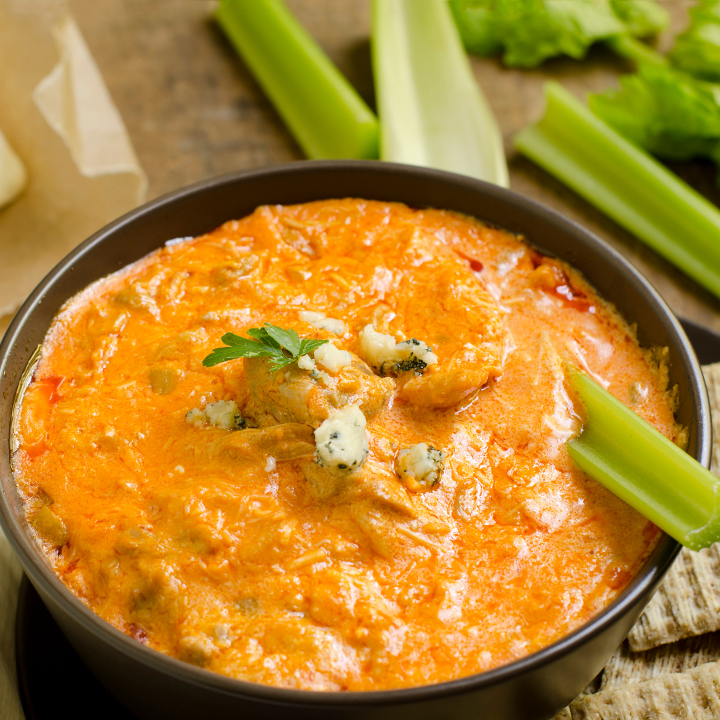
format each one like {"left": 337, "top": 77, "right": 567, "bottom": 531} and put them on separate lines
{"left": 568, "top": 367, "right": 720, "bottom": 551}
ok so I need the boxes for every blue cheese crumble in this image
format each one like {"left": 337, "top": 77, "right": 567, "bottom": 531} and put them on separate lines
{"left": 313, "top": 342, "right": 353, "bottom": 373}
{"left": 395, "top": 443, "right": 445, "bottom": 491}
{"left": 297, "top": 353, "right": 316, "bottom": 371}
{"left": 185, "top": 400, "right": 246, "bottom": 431}
{"left": 359, "top": 324, "right": 438, "bottom": 376}
{"left": 299, "top": 310, "right": 347, "bottom": 336}
{"left": 296, "top": 342, "right": 352, "bottom": 375}
{"left": 314, "top": 405, "right": 369, "bottom": 475}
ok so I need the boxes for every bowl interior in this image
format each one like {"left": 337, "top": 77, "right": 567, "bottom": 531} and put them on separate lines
{"left": 0, "top": 160, "right": 709, "bottom": 704}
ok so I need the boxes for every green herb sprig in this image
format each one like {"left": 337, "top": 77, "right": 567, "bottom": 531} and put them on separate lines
{"left": 203, "top": 323, "right": 328, "bottom": 372}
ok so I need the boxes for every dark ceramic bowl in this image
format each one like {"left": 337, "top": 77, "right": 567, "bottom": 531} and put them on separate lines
{"left": 0, "top": 161, "right": 710, "bottom": 720}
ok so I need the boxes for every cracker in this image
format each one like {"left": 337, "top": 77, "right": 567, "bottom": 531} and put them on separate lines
{"left": 601, "top": 633, "right": 720, "bottom": 691}
{"left": 552, "top": 363, "right": 720, "bottom": 718}
{"left": 550, "top": 638, "right": 720, "bottom": 720}
{"left": 705, "top": 363, "right": 720, "bottom": 474}
{"left": 627, "top": 544, "right": 720, "bottom": 650}
{"left": 624, "top": 363, "right": 720, "bottom": 651}
{"left": 567, "top": 660, "right": 720, "bottom": 720}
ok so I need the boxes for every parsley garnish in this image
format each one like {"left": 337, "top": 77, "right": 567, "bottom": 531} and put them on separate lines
{"left": 202, "top": 323, "right": 328, "bottom": 372}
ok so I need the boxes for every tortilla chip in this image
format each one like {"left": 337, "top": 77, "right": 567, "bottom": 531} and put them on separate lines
{"left": 601, "top": 633, "right": 720, "bottom": 691}
{"left": 624, "top": 363, "right": 720, "bottom": 651}
{"left": 568, "top": 660, "right": 720, "bottom": 719}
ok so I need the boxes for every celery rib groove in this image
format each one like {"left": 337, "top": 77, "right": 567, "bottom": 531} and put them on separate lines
{"left": 372, "top": 0, "right": 508, "bottom": 186}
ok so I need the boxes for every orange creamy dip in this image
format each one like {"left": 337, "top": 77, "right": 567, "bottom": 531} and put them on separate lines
{"left": 15, "top": 200, "right": 680, "bottom": 691}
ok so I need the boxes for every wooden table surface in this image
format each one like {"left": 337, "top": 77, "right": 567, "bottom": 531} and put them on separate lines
{"left": 67, "top": 0, "right": 720, "bottom": 332}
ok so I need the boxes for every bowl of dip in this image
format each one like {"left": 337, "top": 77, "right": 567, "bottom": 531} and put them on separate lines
{"left": 0, "top": 160, "right": 710, "bottom": 720}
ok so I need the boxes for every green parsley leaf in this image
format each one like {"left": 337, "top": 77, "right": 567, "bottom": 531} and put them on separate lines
{"left": 202, "top": 323, "right": 329, "bottom": 371}
{"left": 263, "top": 324, "right": 302, "bottom": 356}
{"left": 299, "top": 338, "right": 330, "bottom": 356}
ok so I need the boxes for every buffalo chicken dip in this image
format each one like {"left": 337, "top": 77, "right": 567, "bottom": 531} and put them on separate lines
{"left": 14, "top": 200, "right": 683, "bottom": 691}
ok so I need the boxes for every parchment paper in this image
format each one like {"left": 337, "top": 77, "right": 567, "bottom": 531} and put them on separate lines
{"left": 0, "top": 2, "right": 146, "bottom": 715}
{"left": 0, "top": 0, "right": 146, "bottom": 335}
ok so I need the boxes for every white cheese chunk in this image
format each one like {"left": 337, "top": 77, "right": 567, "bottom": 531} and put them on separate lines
{"left": 358, "top": 324, "right": 399, "bottom": 370}
{"left": 212, "top": 623, "right": 233, "bottom": 647}
{"left": 312, "top": 368, "right": 331, "bottom": 385}
{"left": 313, "top": 342, "right": 353, "bottom": 373}
{"left": 314, "top": 405, "right": 369, "bottom": 475}
{"left": 395, "top": 442, "right": 445, "bottom": 491}
{"left": 185, "top": 400, "right": 245, "bottom": 431}
{"left": 359, "top": 324, "right": 438, "bottom": 375}
{"left": 299, "top": 310, "right": 347, "bottom": 336}
{"left": 297, "top": 353, "right": 316, "bottom": 371}
{"left": 396, "top": 338, "right": 438, "bottom": 369}
{"left": 185, "top": 408, "right": 204, "bottom": 427}
{"left": 204, "top": 400, "right": 242, "bottom": 430}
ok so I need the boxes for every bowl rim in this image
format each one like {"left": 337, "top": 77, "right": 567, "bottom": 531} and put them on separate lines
{"left": 0, "top": 159, "right": 707, "bottom": 706}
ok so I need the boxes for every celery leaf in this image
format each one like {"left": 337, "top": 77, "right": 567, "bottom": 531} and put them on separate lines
{"left": 450, "top": 0, "right": 668, "bottom": 68}
{"left": 671, "top": 0, "right": 720, "bottom": 82}
{"left": 589, "top": 63, "right": 720, "bottom": 166}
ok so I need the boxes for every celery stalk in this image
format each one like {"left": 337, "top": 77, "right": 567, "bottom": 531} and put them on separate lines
{"left": 371, "top": 0, "right": 508, "bottom": 187}
{"left": 568, "top": 368, "right": 720, "bottom": 551}
{"left": 515, "top": 82, "right": 720, "bottom": 300}
{"left": 216, "top": 0, "right": 378, "bottom": 160}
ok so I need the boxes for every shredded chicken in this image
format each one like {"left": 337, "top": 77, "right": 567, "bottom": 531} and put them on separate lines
{"left": 244, "top": 350, "right": 395, "bottom": 428}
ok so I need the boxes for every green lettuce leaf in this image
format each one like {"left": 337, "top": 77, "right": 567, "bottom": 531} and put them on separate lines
{"left": 589, "top": 62, "right": 720, "bottom": 164}
{"left": 449, "top": 0, "right": 668, "bottom": 68}
{"left": 670, "top": 0, "right": 720, "bottom": 82}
